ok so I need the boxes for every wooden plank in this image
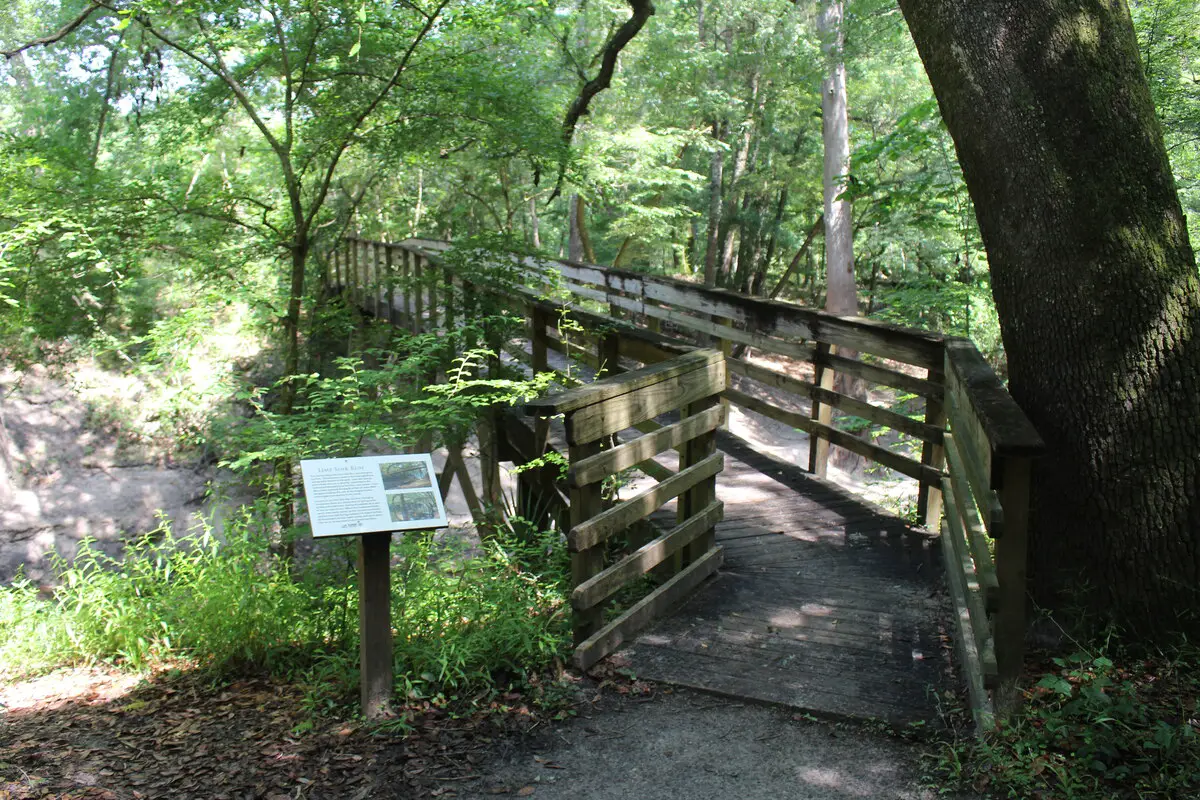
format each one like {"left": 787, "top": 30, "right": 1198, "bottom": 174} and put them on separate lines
{"left": 944, "top": 337, "right": 1044, "bottom": 462}
{"left": 547, "top": 257, "right": 944, "bottom": 367}
{"left": 941, "top": 492, "right": 999, "bottom": 683}
{"left": 603, "top": 290, "right": 816, "bottom": 361}
{"left": 573, "top": 546, "right": 723, "bottom": 670}
{"left": 526, "top": 349, "right": 722, "bottom": 417}
{"left": 565, "top": 359, "right": 726, "bottom": 446}
{"left": 572, "top": 500, "right": 724, "bottom": 611}
{"left": 945, "top": 365, "right": 997, "bottom": 490}
{"left": 942, "top": 437, "right": 999, "bottom": 608}
{"left": 569, "top": 453, "right": 724, "bottom": 551}
{"left": 569, "top": 404, "right": 725, "bottom": 487}
{"left": 433, "top": 241, "right": 937, "bottom": 368}
{"left": 727, "top": 358, "right": 943, "bottom": 444}
{"left": 724, "top": 387, "right": 941, "bottom": 485}
{"left": 628, "top": 641, "right": 928, "bottom": 723}
{"left": 617, "top": 334, "right": 692, "bottom": 367}
{"left": 819, "top": 351, "right": 942, "bottom": 398}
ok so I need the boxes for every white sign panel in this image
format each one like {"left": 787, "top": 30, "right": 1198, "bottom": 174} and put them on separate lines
{"left": 300, "top": 454, "right": 448, "bottom": 538}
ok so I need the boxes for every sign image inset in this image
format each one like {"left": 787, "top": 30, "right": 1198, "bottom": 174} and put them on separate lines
{"left": 380, "top": 461, "right": 432, "bottom": 491}
{"left": 300, "top": 454, "right": 448, "bottom": 538}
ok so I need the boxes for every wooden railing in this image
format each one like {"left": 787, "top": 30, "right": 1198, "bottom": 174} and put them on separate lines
{"left": 327, "top": 236, "right": 1045, "bottom": 724}
{"left": 941, "top": 338, "right": 1044, "bottom": 722}
{"left": 525, "top": 349, "right": 727, "bottom": 669}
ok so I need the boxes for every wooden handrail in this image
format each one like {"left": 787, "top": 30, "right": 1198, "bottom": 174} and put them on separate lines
{"left": 397, "top": 237, "right": 945, "bottom": 367}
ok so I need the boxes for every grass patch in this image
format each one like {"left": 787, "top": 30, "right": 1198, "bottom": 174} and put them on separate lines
{"left": 0, "top": 504, "right": 572, "bottom": 719}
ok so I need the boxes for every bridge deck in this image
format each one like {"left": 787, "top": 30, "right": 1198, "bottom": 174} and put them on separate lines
{"left": 625, "top": 434, "right": 953, "bottom": 726}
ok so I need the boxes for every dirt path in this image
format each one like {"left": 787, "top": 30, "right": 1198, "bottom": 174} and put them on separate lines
{"left": 430, "top": 686, "right": 964, "bottom": 800}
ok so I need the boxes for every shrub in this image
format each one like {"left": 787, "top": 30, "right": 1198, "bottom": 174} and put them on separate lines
{"left": 935, "top": 647, "right": 1200, "bottom": 798}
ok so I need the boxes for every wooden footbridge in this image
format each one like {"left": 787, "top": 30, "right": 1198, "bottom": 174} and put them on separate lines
{"left": 328, "top": 237, "right": 1044, "bottom": 728}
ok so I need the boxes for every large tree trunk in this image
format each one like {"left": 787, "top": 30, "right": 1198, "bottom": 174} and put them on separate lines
{"left": 703, "top": 122, "right": 725, "bottom": 287}
{"left": 899, "top": 0, "right": 1200, "bottom": 631}
{"left": 819, "top": 1, "right": 856, "bottom": 317}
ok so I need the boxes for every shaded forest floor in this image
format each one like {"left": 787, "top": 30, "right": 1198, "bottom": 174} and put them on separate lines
{"left": 0, "top": 665, "right": 954, "bottom": 800}
{"left": 0, "top": 665, "right": 567, "bottom": 800}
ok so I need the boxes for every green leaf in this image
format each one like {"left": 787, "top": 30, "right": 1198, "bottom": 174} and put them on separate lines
{"left": 349, "top": 41, "right": 361, "bottom": 57}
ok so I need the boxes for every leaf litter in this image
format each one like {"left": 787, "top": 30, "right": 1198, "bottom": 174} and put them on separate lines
{"left": 0, "top": 667, "right": 566, "bottom": 800}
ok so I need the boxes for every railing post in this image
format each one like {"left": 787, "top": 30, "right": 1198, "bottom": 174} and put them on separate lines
{"left": 994, "top": 455, "right": 1032, "bottom": 717}
{"left": 681, "top": 393, "right": 721, "bottom": 566}
{"left": 350, "top": 238, "right": 361, "bottom": 307}
{"left": 383, "top": 246, "right": 396, "bottom": 327}
{"left": 403, "top": 249, "right": 416, "bottom": 332}
{"left": 414, "top": 252, "right": 425, "bottom": 333}
{"left": 569, "top": 438, "right": 605, "bottom": 643}
{"left": 598, "top": 328, "right": 620, "bottom": 378}
{"left": 808, "top": 343, "right": 834, "bottom": 477}
{"left": 515, "top": 306, "right": 554, "bottom": 532}
{"left": 479, "top": 313, "right": 505, "bottom": 515}
{"left": 370, "top": 241, "right": 381, "bottom": 317}
{"left": 918, "top": 364, "right": 947, "bottom": 529}
{"left": 357, "top": 531, "right": 392, "bottom": 719}
{"left": 426, "top": 255, "right": 439, "bottom": 331}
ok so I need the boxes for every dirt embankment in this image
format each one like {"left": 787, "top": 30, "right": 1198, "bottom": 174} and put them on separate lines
{"left": 0, "top": 365, "right": 228, "bottom": 585}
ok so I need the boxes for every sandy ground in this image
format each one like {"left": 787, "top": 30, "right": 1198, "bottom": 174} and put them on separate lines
{"left": 0, "top": 365, "right": 230, "bottom": 584}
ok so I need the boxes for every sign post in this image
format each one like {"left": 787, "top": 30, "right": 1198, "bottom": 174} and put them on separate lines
{"left": 300, "top": 454, "right": 449, "bottom": 719}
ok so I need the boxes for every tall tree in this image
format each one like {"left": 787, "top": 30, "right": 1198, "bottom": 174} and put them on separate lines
{"left": 819, "top": 0, "right": 856, "bottom": 316}
{"left": 898, "top": 0, "right": 1200, "bottom": 631}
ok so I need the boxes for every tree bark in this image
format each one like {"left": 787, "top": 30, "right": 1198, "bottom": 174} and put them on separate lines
{"left": 819, "top": 1, "right": 856, "bottom": 317}
{"left": 899, "top": 0, "right": 1200, "bottom": 631}
{"left": 703, "top": 122, "right": 725, "bottom": 287}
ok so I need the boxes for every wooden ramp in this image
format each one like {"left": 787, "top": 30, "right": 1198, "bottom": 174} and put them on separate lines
{"left": 623, "top": 435, "right": 952, "bottom": 726}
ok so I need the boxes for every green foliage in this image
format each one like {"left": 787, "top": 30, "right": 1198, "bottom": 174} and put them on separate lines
{"left": 0, "top": 503, "right": 335, "bottom": 675}
{"left": 221, "top": 322, "right": 552, "bottom": 476}
{"left": 389, "top": 527, "right": 570, "bottom": 699}
{"left": 934, "top": 646, "right": 1200, "bottom": 798}
{"left": 0, "top": 505, "right": 572, "bottom": 710}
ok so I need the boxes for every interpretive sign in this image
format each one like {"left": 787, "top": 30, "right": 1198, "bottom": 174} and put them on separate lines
{"left": 299, "top": 453, "right": 449, "bottom": 719}
{"left": 299, "top": 454, "right": 448, "bottom": 538}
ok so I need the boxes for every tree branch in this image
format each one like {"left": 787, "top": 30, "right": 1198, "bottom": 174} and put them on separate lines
{"left": 302, "top": 0, "right": 451, "bottom": 232}
{"left": 550, "top": 0, "right": 655, "bottom": 201}
{"left": 1, "top": 3, "right": 102, "bottom": 58}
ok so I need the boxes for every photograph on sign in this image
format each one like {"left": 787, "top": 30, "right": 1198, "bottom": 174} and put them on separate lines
{"left": 387, "top": 490, "right": 439, "bottom": 522}
{"left": 300, "top": 454, "right": 448, "bottom": 538}
{"left": 380, "top": 461, "right": 432, "bottom": 491}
